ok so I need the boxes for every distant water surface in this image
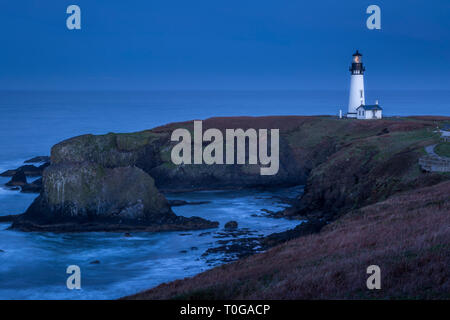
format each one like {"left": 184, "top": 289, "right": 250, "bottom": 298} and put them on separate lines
{"left": 1, "top": 90, "right": 449, "bottom": 168}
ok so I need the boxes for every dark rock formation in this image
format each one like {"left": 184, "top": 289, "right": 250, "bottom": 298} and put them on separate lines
{"left": 24, "top": 156, "right": 50, "bottom": 163}
{"left": 260, "top": 219, "right": 326, "bottom": 248}
{"left": 5, "top": 170, "right": 27, "bottom": 187}
{"left": 202, "top": 219, "right": 326, "bottom": 265}
{"left": 1, "top": 169, "right": 17, "bottom": 177}
{"left": 1, "top": 163, "right": 49, "bottom": 177}
{"left": 168, "top": 200, "right": 211, "bottom": 207}
{"left": 202, "top": 238, "right": 262, "bottom": 264}
{"left": 0, "top": 214, "right": 21, "bottom": 223}
{"left": 21, "top": 178, "right": 43, "bottom": 193}
{"left": 224, "top": 221, "right": 238, "bottom": 230}
{"left": 37, "top": 162, "right": 50, "bottom": 172}
{"left": 2, "top": 159, "right": 49, "bottom": 192}
{"left": 12, "top": 162, "right": 217, "bottom": 232}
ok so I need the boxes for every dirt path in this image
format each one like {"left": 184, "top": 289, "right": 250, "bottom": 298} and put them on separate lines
{"left": 420, "top": 144, "right": 450, "bottom": 172}
{"left": 425, "top": 144, "right": 438, "bottom": 157}
{"left": 425, "top": 143, "right": 450, "bottom": 160}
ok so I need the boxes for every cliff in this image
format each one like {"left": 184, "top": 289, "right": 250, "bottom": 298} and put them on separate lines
{"left": 282, "top": 117, "right": 449, "bottom": 220}
{"left": 11, "top": 116, "right": 450, "bottom": 231}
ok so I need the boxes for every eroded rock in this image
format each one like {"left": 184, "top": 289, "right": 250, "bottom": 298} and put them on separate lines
{"left": 1, "top": 163, "right": 49, "bottom": 177}
{"left": 24, "top": 156, "right": 50, "bottom": 164}
{"left": 21, "top": 178, "right": 42, "bottom": 193}
{"left": 5, "top": 170, "right": 27, "bottom": 187}
{"left": 224, "top": 221, "right": 238, "bottom": 230}
{"left": 11, "top": 162, "right": 218, "bottom": 232}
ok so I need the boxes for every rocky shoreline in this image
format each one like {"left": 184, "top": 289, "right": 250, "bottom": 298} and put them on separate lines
{"left": 1, "top": 157, "right": 49, "bottom": 193}
{"left": 1, "top": 115, "right": 449, "bottom": 299}
{"left": 2, "top": 116, "right": 449, "bottom": 238}
{"left": 200, "top": 218, "right": 326, "bottom": 265}
{"left": 10, "top": 215, "right": 219, "bottom": 233}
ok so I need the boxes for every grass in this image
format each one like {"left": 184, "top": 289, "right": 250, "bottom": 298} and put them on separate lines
{"left": 125, "top": 180, "right": 450, "bottom": 300}
{"left": 435, "top": 142, "right": 450, "bottom": 158}
{"left": 115, "top": 131, "right": 161, "bottom": 151}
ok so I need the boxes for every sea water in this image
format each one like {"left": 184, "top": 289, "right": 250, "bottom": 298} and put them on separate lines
{"left": 0, "top": 187, "right": 302, "bottom": 300}
{"left": 0, "top": 90, "right": 448, "bottom": 299}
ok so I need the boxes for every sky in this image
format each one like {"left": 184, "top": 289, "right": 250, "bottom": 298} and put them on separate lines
{"left": 0, "top": 0, "right": 449, "bottom": 90}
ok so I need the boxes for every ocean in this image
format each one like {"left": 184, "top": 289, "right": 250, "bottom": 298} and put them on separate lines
{"left": 0, "top": 187, "right": 301, "bottom": 299}
{"left": 0, "top": 90, "right": 448, "bottom": 299}
{"left": 1, "top": 90, "right": 449, "bottom": 168}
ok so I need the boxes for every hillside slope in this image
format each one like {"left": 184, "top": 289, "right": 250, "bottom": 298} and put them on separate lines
{"left": 126, "top": 180, "right": 450, "bottom": 299}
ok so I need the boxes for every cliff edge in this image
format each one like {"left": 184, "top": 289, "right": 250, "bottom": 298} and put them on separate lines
{"left": 11, "top": 116, "right": 450, "bottom": 232}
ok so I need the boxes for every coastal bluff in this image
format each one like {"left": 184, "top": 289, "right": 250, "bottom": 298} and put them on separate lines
{"left": 11, "top": 116, "right": 450, "bottom": 232}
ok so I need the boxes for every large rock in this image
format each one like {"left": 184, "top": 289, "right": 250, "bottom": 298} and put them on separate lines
{"left": 24, "top": 156, "right": 50, "bottom": 163}
{"left": 224, "top": 221, "right": 238, "bottom": 230}
{"left": 50, "top": 132, "right": 162, "bottom": 169}
{"left": 0, "top": 163, "right": 49, "bottom": 177}
{"left": 12, "top": 162, "right": 217, "bottom": 232}
{"left": 5, "top": 170, "right": 27, "bottom": 187}
{"left": 20, "top": 178, "right": 43, "bottom": 193}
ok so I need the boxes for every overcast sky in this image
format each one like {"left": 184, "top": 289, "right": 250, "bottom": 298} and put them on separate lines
{"left": 0, "top": 0, "right": 449, "bottom": 90}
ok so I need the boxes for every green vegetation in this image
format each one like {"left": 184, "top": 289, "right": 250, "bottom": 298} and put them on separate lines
{"left": 116, "top": 131, "right": 161, "bottom": 151}
{"left": 435, "top": 142, "right": 450, "bottom": 158}
{"left": 51, "top": 130, "right": 166, "bottom": 167}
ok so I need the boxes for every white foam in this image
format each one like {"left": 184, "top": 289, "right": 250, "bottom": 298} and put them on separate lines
{"left": 0, "top": 186, "right": 18, "bottom": 196}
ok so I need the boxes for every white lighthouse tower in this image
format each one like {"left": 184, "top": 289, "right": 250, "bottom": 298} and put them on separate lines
{"left": 347, "top": 50, "right": 365, "bottom": 118}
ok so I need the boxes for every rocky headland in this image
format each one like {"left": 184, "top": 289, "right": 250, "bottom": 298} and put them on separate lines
{"left": 2, "top": 115, "right": 449, "bottom": 298}
{"left": 5, "top": 116, "right": 450, "bottom": 236}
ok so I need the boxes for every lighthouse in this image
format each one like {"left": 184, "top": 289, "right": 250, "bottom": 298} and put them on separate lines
{"left": 347, "top": 50, "right": 365, "bottom": 118}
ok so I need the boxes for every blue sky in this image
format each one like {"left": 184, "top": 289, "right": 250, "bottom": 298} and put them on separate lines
{"left": 0, "top": 0, "right": 449, "bottom": 90}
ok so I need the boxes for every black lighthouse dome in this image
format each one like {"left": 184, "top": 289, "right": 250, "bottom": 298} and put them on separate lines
{"left": 350, "top": 50, "right": 365, "bottom": 75}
